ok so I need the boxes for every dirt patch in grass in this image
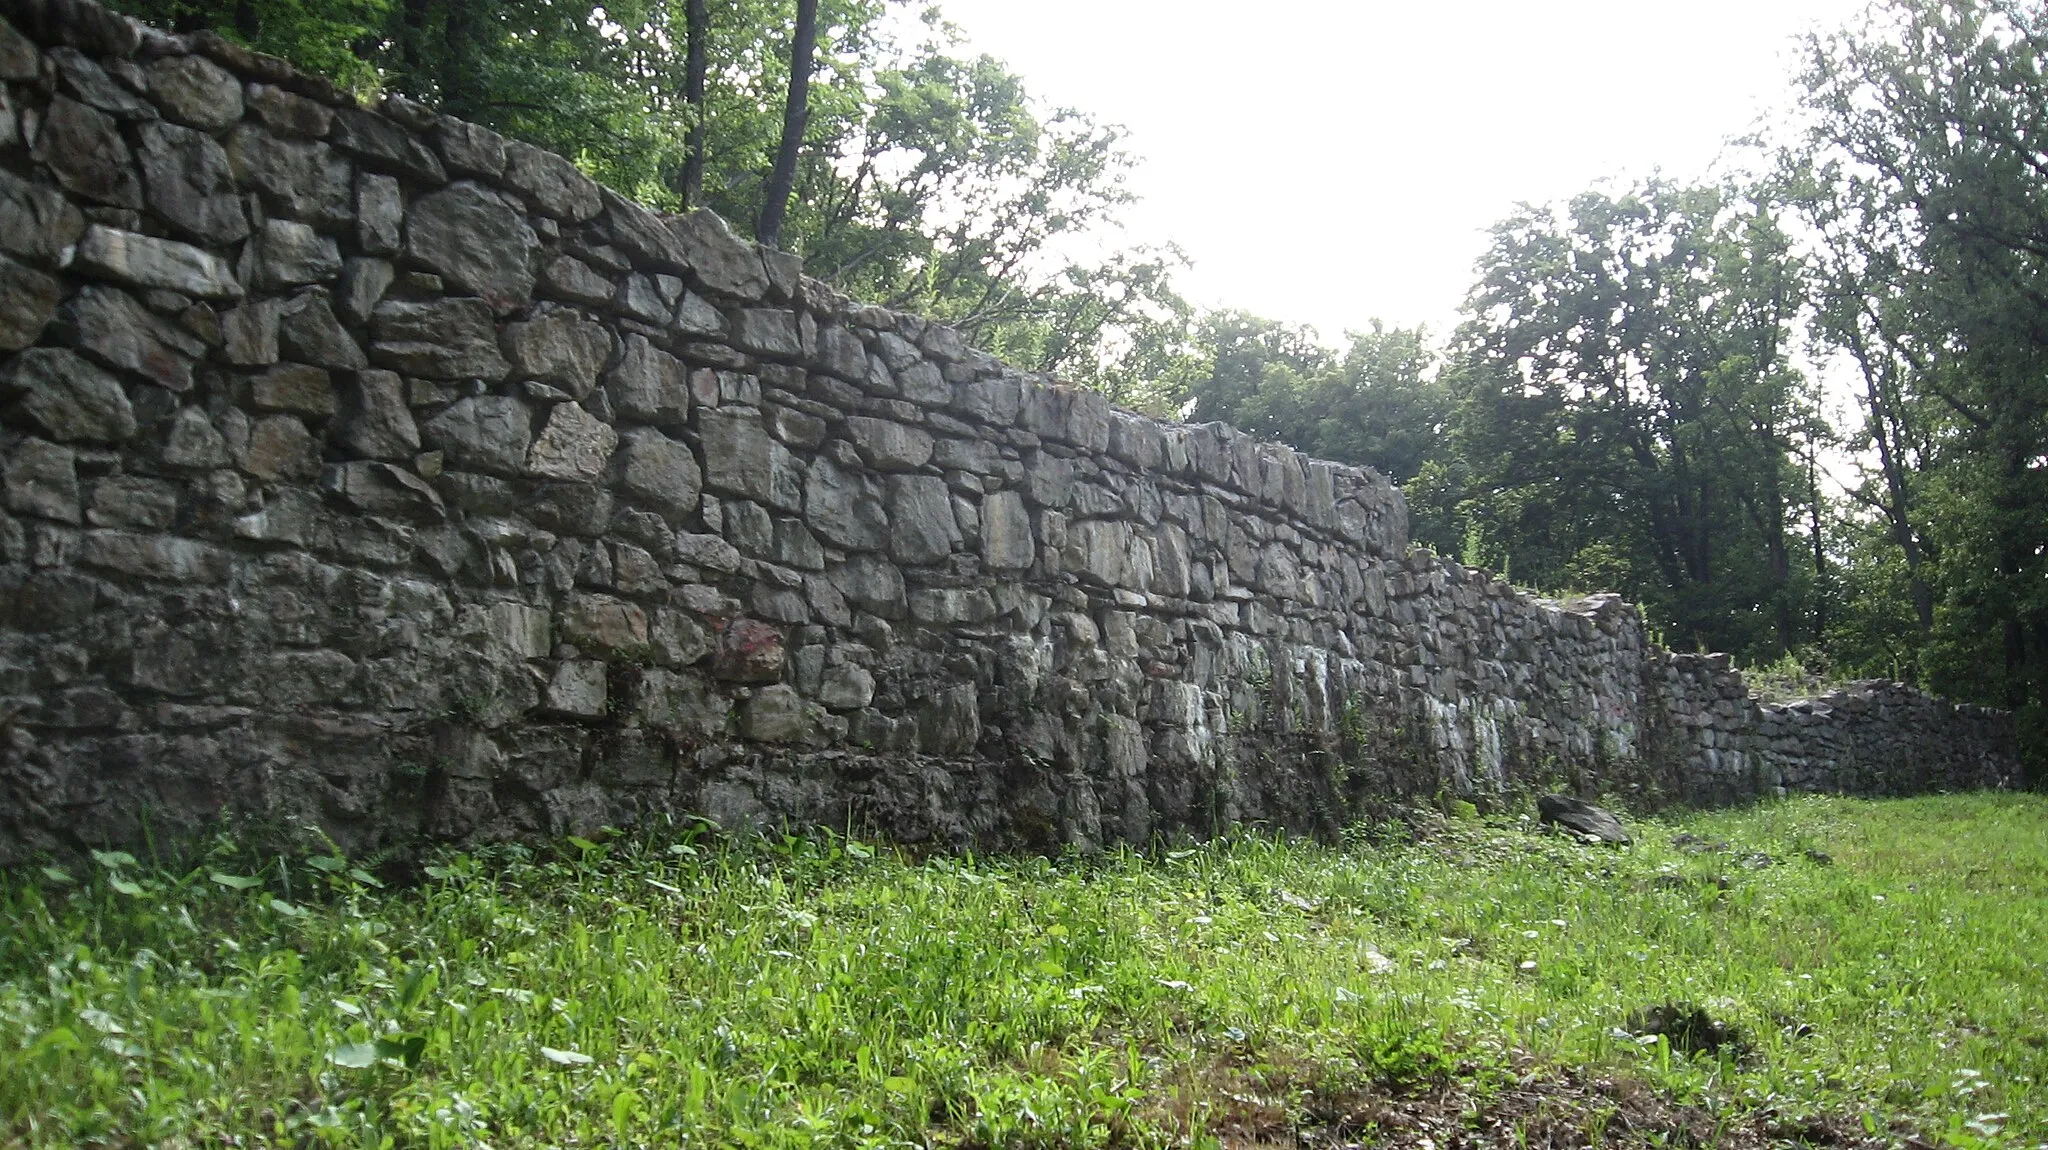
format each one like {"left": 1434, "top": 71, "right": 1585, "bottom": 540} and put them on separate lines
{"left": 1183, "top": 1052, "right": 1894, "bottom": 1149}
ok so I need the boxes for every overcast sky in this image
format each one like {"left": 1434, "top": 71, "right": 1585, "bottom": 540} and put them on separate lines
{"left": 917, "top": 0, "right": 1871, "bottom": 341}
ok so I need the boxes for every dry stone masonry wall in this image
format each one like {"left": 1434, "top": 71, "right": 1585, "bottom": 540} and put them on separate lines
{"left": 0, "top": 0, "right": 2021, "bottom": 861}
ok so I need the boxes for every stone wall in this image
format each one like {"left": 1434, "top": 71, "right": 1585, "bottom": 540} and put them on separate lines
{"left": 0, "top": 0, "right": 2020, "bottom": 862}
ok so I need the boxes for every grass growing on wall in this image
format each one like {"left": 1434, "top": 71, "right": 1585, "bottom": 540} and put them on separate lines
{"left": 2, "top": 793, "right": 2044, "bottom": 1147}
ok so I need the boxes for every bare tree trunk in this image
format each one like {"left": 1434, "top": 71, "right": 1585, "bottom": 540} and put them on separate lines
{"left": 757, "top": 0, "right": 818, "bottom": 249}
{"left": 678, "top": 0, "right": 708, "bottom": 208}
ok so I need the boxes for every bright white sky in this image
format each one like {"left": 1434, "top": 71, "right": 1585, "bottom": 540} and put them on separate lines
{"left": 919, "top": 0, "right": 1871, "bottom": 342}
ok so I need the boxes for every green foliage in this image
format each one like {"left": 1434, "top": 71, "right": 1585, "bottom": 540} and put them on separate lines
{"left": 1442, "top": 180, "right": 1821, "bottom": 659}
{"left": 2, "top": 796, "right": 2044, "bottom": 1145}
{"left": 1786, "top": 0, "right": 2048, "bottom": 748}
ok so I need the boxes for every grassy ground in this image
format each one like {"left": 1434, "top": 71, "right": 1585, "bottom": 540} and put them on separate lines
{"left": 1, "top": 793, "right": 2043, "bottom": 1149}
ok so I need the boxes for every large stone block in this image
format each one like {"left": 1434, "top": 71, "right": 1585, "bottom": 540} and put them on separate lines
{"left": 2, "top": 348, "right": 135, "bottom": 442}
{"left": 403, "top": 181, "right": 536, "bottom": 314}
{"left": 422, "top": 395, "right": 533, "bottom": 476}
{"left": 370, "top": 297, "right": 510, "bottom": 379}
{"left": 615, "top": 427, "right": 701, "bottom": 517}
{"left": 700, "top": 408, "right": 800, "bottom": 511}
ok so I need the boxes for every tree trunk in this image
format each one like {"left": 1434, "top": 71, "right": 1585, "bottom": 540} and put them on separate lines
{"left": 757, "top": 0, "right": 818, "bottom": 249}
{"left": 678, "top": 0, "right": 708, "bottom": 209}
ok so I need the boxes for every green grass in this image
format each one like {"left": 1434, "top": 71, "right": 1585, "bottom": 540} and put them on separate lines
{"left": 2, "top": 793, "right": 2044, "bottom": 1148}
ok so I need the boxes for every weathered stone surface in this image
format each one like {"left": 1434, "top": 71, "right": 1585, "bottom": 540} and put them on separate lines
{"left": 356, "top": 172, "right": 402, "bottom": 255}
{"left": 434, "top": 119, "right": 507, "bottom": 178}
{"left": 560, "top": 592, "right": 648, "bottom": 655}
{"left": 250, "top": 363, "right": 335, "bottom": 417}
{"left": 330, "top": 106, "right": 446, "bottom": 183}
{"left": 337, "top": 370, "right": 419, "bottom": 460}
{"left": 322, "top": 460, "right": 444, "bottom": 521}
{"left": 5, "top": 438, "right": 81, "bottom": 523}
{"left": 34, "top": 96, "right": 140, "bottom": 207}
{"left": 219, "top": 299, "right": 280, "bottom": 366}
{"left": 159, "top": 404, "right": 229, "bottom": 469}
{"left": 2, "top": 348, "right": 136, "bottom": 442}
{"left": 146, "top": 54, "right": 242, "bottom": 130}
{"left": 540, "top": 255, "right": 614, "bottom": 308}
{"left": 603, "top": 336, "right": 690, "bottom": 429}
{"left": 254, "top": 218, "right": 342, "bottom": 289}
{"left": 670, "top": 210, "right": 768, "bottom": 299}
{"left": 713, "top": 618, "right": 784, "bottom": 682}
{"left": 503, "top": 308, "right": 609, "bottom": 398}
{"left": 504, "top": 140, "right": 600, "bottom": 221}
{"left": 0, "top": 168, "right": 87, "bottom": 266}
{"left": 616, "top": 428, "right": 701, "bottom": 517}
{"left": 276, "top": 292, "right": 365, "bottom": 370}
{"left": 241, "top": 413, "right": 320, "bottom": 480}
{"left": 370, "top": 297, "right": 509, "bottom": 379}
{"left": 800, "top": 455, "right": 886, "bottom": 552}
{"left": 701, "top": 409, "right": 800, "bottom": 511}
{"left": 403, "top": 181, "right": 536, "bottom": 314}
{"left": 137, "top": 121, "right": 249, "bottom": 245}
{"left": 544, "top": 660, "right": 608, "bottom": 718}
{"left": 224, "top": 124, "right": 352, "bottom": 224}
{"left": 742, "top": 684, "right": 806, "bottom": 741}
{"left": 732, "top": 309, "right": 800, "bottom": 357}
{"left": 335, "top": 257, "right": 395, "bottom": 326}
{"left": 243, "top": 82, "right": 333, "bottom": 138}
{"left": 71, "top": 226, "right": 242, "bottom": 299}
{"left": 887, "top": 474, "right": 960, "bottom": 564}
{"left": 422, "top": 395, "right": 533, "bottom": 476}
{"left": 845, "top": 416, "right": 934, "bottom": 471}
{"left": 0, "top": 16, "right": 34, "bottom": 81}
{"left": 0, "top": 255, "right": 63, "bottom": 352}
{"left": 1537, "top": 794, "right": 1631, "bottom": 845}
{"left": 980, "top": 489, "right": 1034, "bottom": 571}
{"left": 526, "top": 402, "right": 617, "bottom": 483}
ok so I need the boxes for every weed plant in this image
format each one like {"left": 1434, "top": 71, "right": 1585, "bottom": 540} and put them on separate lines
{"left": 1, "top": 793, "right": 2043, "bottom": 1147}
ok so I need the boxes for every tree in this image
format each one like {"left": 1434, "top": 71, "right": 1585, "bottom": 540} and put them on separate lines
{"left": 756, "top": 0, "right": 818, "bottom": 248}
{"left": 1792, "top": 0, "right": 2048, "bottom": 740}
{"left": 1446, "top": 180, "right": 1818, "bottom": 657}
